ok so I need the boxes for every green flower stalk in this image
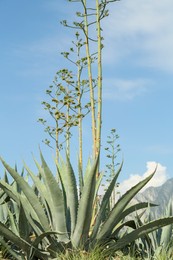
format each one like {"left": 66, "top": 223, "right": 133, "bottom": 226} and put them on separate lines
{"left": 83, "top": 0, "right": 97, "bottom": 158}
{"left": 96, "top": 0, "right": 103, "bottom": 161}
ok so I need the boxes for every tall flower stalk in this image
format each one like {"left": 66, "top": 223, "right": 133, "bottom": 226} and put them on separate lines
{"left": 82, "top": 0, "right": 97, "bottom": 158}
{"left": 38, "top": 0, "right": 119, "bottom": 172}
{"left": 96, "top": 0, "right": 103, "bottom": 159}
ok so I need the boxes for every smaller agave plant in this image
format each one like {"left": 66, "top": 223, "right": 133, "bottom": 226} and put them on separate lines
{"left": 132, "top": 199, "right": 173, "bottom": 259}
{"left": 0, "top": 152, "right": 173, "bottom": 259}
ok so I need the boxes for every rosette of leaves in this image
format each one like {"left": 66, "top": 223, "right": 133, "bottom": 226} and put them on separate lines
{"left": 1, "top": 153, "right": 173, "bottom": 259}
{"left": 131, "top": 200, "right": 173, "bottom": 259}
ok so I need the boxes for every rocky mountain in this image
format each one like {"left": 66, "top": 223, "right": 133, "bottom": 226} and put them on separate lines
{"left": 133, "top": 178, "right": 173, "bottom": 218}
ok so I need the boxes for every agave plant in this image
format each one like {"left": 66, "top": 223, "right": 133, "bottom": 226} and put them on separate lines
{"left": 132, "top": 199, "right": 173, "bottom": 259}
{"left": 0, "top": 152, "right": 173, "bottom": 259}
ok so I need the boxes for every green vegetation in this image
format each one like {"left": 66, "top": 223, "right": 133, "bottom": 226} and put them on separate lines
{"left": 1, "top": 1, "right": 173, "bottom": 259}
{"left": 0, "top": 155, "right": 173, "bottom": 259}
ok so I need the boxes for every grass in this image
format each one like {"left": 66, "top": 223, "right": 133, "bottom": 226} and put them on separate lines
{"left": 57, "top": 248, "right": 141, "bottom": 260}
{"left": 1, "top": 245, "right": 173, "bottom": 259}
{"left": 56, "top": 246, "right": 173, "bottom": 260}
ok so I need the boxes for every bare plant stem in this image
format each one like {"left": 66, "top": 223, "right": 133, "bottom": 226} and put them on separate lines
{"left": 77, "top": 43, "right": 83, "bottom": 172}
{"left": 55, "top": 116, "right": 59, "bottom": 162}
{"left": 66, "top": 101, "right": 70, "bottom": 158}
{"left": 96, "top": 0, "right": 102, "bottom": 166}
{"left": 83, "top": 0, "right": 96, "bottom": 158}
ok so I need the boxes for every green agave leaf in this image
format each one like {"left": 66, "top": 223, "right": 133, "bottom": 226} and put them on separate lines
{"left": 89, "top": 173, "right": 103, "bottom": 238}
{"left": 0, "top": 202, "right": 8, "bottom": 224}
{"left": 0, "top": 180, "right": 20, "bottom": 204}
{"left": 56, "top": 158, "right": 73, "bottom": 234}
{"left": 29, "top": 231, "right": 64, "bottom": 259}
{"left": 91, "top": 161, "right": 123, "bottom": 241}
{"left": 57, "top": 154, "right": 78, "bottom": 234}
{"left": 0, "top": 221, "right": 49, "bottom": 259}
{"left": 0, "top": 181, "right": 44, "bottom": 237}
{"left": 3, "top": 171, "right": 9, "bottom": 184}
{"left": 160, "top": 199, "right": 173, "bottom": 248}
{"left": 78, "top": 155, "right": 84, "bottom": 197}
{"left": 112, "top": 202, "right": 158, "bottom": 237}
{"left": 0, "top": 237, "right": 23, "bottom": 260}
{"left": 0, "top": 157, "right": 50, "bottom": 232}
{"left": 20, "top": 196, "right": 45, "bottom": 237}
{"left": 38, "top": 151, "right": 69, "bottom": 242}
{"left": 12, "top": 200, "right": 20, "bottom": 223}
{"left": 135, "top": 210, "right": 156, "bottom": 254}
{"left": 56, "top": 159, "right": 67, "bottom": 214}
{"left": 72, "top": 155, "right": 99, "bottom": 248}
{"left": 0, "top": 189, "right": 5, "bottom": 200}
{"left": 0, "top": 181, "right": 21, "bottom": 224}
{"left": 31, "top": 231, "right": 60, "bottom": 247}
{"left": 19, "top": 202, "right": 31, "bottom": 241}
{"left": 33, "top": 158, "right": 54, "bottom": 209}
{"left": 105, "top": 217, "right": 173, "bottom": 253}
{"left": 83, "top": 156, "right": 92, "bottom": 184}
{"left": 24, "top": 162, "right": 53, "bottom": 225}
{"left": 96, "top": 170, "right": 156, "bottom": 241}
{"left": 95, "top": 172, "right": 103, "bottom": 195}
{"left": 7, "top": 207, "right": 19, "bottom": 235}
{"left": 113, "top": 220, "right": 137, "bottom": 235}
{"left": 117, "top": 202, "right": 158, "bottom": 225}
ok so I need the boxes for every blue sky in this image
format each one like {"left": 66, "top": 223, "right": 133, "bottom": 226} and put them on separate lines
{"left": 0, "top": 0, "right": 173, "bottom": 189}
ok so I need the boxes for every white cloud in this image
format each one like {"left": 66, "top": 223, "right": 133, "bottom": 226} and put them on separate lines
{"left": 103, "top": 78, "right": 151, "bottom": 101}
{"left": 103, "top": 0, "right": 173, "bottom": 72}
{"left": 118, "top": 161, "right": 168, "bottom": 195}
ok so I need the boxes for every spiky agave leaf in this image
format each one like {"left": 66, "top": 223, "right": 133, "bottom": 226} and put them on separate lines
{"left": 7, "top": 207, "right": 19, "bottom": 235}
{"left": 0, "top": 180, "right": 20, "bottom": 205}
{"left": 91, "top": 161, "right": 123, "bottom": 241}
{"left": 96, "top": 170, "right": 156, "bottom": 242}
{"left": 78, "top": 154, "right": 84, "bottom": 197}
{"left": 29, "top": 231, "right": 67, "bottom": 259}
{"left": 114, "top": 202, "right": 158, "bottom": 233}
{"left": 0, "top": 202, "right": 8, "bottom": 224}
{"left": 19, "top": 195, "right": 48, "bottom": 238}
{"left": 138, "top": 198, "right": 173, "bottom": 256}
{"left": 160, "top": 199, "right": 173, "bottom": 249}
{"left": 0, "top": 179, "right": 47, "bottom": 237}
{"left": 31, "top": 152, "right": 69, "bottom": 242}
{"left": 0, "top": 221, "right": 50, "bottom": 259}
{"left": 57, "top": 154, "right": 78, "bottom": 235}
{"left": 18, "top": 202, "right": 31, "bottom": 241}
{"left": 72, "top": 155, "right": 99, "bottom": 248}
{"left": 110, "top": 202, "right": 157, "bottom": 239}
{"left": 0, "top": 157, "right": 50, "bottom": 233}
{"left": 119, "top": 202, "right": 158, "bottom": 221}
{"left": 23, "top": 162, "right": 53, "bottom": 223}
{"left": 104, "top": 217, "right": 173, "bottom": 255}
{"left": 0, "top": 185, "right": 9, "bottom": 224}
{"left": 83, "top": 156, "right": 92, "bottom": 183}
{"left": 89, "top": 172, "right": 103, "bottom": 235}
{"left": 0, "top": 236, "right": 23, "bottom": 260}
